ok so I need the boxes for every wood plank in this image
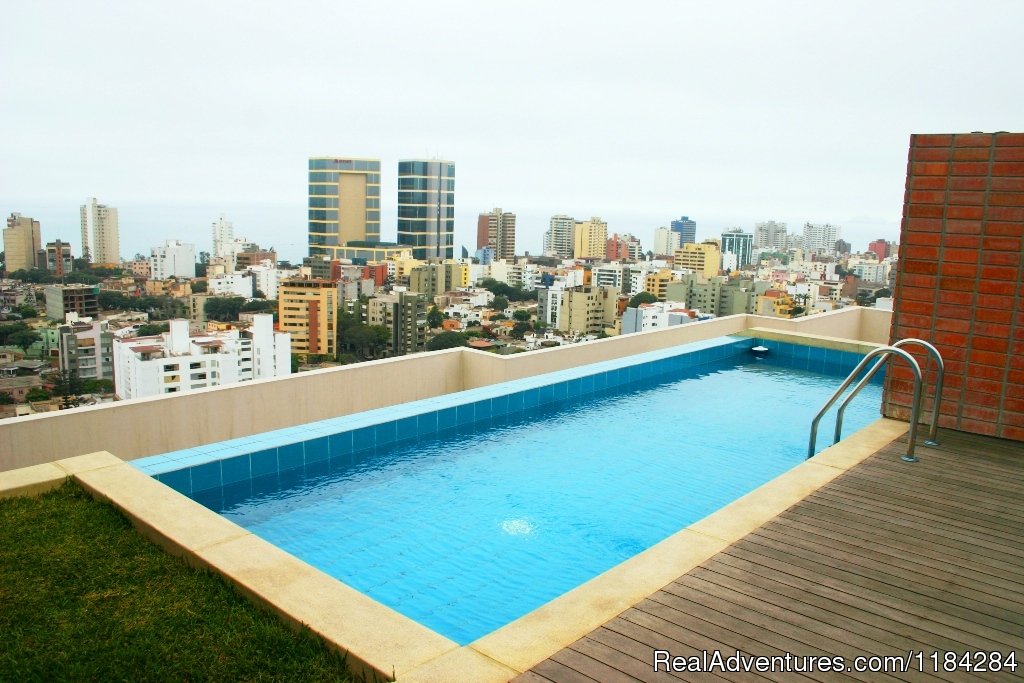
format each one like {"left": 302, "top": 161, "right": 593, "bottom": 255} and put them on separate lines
{"left": 763, "top": 516, "right": 1024, "bottom": 597}
{"left": 778, "top": 508, "right": 1024, "bottom": 582}
{"left": 723, "top": 543, "right": 1023, "bottom": 649}
{"left": 550, "top": 646, "right": 643, "bottom": 683}
{"left": 611, "top": 608, "right": 834, "bottom": 683}
{"left": 754, "top": 522, "right": 1024, "bottom": 610}
{"left": 788, "top": 500, "right": 1024, "bottom": 574}
{"left": 590, "top": 618, "right": 754, "bottom": 683}
{"left": 739, "top": 531, "right": 1024, "bottom": 628}
{"left": 525, "top": 658, "right": 603, "bottom": 683}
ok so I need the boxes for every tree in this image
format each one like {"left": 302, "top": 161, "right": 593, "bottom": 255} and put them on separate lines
{"left": 427, "top": 306, "right": 443, "bottom": 329}
{"left": 511, "top": 321, "right": 530, "bottom": 339}
{"left": 0, "top": 392, "right": 14, "bottom": 405}
{"left": 25, "top": 388, "right": 50, "bottom": 402}
{"left": 628, "top": 291, "right": 658, "bottom": 307}
{"left": 52, "top": 369, "right": 84, "bottom": 398}
{"left": 426, "top": 331, "right": 469, "bottom": 351}
{"left": 82, "top": 378, "right": 114, "bottom": 394}
{"left": 873, "top": 287, "right": 891, "bottom": 299}
{"left": 491, "top": 313, "right": 508, "bottom": 321}
{"left": 136, "top": 323, "right": 169, "bottom": 337}
{"left": 491, "top": 295, "right": 509, "bottom": 311}
{"left": 512, "top": 309, "right": 531, "bottom": 322}
{"left": 205, "top": 297, "right": 245, "bottom": 322}
{"left": 8, "top": 329, "right": 40, "bottom": 354}
{"left": 191, "top": 280, "right": 208, "bottom": 293}
{"left": 17, "top": 304, "right": 38, "bottom": 319}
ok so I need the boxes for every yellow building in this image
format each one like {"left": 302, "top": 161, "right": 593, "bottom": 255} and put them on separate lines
{"left": 3, "top": 213, "right": 42, "bottom": 272}
{"left": 573, "top": 217, "right": 607, "bottom": 259}
{"left": 278, "top": 278, "right": 338, "bottom": 358}
{"left": 643, "top": 269, "right": 676, "bottom": 301}
{"left": 754, "top": 289, "right": 795, "bottom": 318}
{"left": 673, "top": 239, "right": 721, "bottom": 278}
{"left": 444, "top": 261, "right": 470, "bottom": 290}
{"left": 560, "top": 285, "right": 620, "bottom": 335}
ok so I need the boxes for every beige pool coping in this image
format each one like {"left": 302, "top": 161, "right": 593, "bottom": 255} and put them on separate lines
{"left": 0, "top": 417, "right": 908, "bottom": 682}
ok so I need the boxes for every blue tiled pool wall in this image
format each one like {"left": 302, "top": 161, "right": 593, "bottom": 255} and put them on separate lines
{"left": 135, "top": 335, "right": 872, "bottom": 499}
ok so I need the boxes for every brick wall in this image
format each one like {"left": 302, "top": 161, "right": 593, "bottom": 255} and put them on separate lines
{"left": 885, "top": 132, "right": 1024, "bottom": 441}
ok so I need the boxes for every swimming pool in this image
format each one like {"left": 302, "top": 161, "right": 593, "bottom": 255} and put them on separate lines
{"left": 133, "top": 335, "right": 883, "bottom": 645}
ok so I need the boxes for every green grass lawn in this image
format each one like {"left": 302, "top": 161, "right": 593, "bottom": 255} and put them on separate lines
{"left": 0, "top": 482, "right": 355, "bottom": 681}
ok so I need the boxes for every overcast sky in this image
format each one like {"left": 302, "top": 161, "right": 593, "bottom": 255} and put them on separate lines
{"left": 2, "top": 1, "right": 1022, "bottom": 263}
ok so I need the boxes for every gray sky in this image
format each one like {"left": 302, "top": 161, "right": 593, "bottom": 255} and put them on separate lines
{"left": 2, "top": 0, "right": 1022, "bottom": 263}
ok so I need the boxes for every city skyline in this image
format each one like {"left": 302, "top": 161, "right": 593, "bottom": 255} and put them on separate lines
{"left": 3, "top": 1, "right": 1022, "bottom": 262}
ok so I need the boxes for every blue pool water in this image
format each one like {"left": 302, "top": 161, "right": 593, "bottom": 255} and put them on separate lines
{"left": 134, "top": 337, "right": 883, "bottom": 644}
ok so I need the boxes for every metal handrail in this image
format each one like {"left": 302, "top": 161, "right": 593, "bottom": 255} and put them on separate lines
{"left": 833, "top": 338, "right": 944, "bottom": 448}
{"left": 808, "top": 346, "right": 923, "bottom": 463}
{"left": 892, "top": 339, "right": 944, "bottom": 446}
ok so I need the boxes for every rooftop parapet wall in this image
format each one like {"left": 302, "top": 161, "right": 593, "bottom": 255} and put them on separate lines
{"left": 886, "top": 131, "right": 1024, "bottom": 441}
{"left": 0, "top": 308, "right": 890, "bottom": 473}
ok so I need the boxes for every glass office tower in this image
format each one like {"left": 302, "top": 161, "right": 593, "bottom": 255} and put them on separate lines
{"left": 397, "top": 160, "right": 455, "bottom": 261}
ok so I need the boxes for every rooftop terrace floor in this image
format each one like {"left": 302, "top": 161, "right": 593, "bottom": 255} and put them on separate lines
{"left": 517, "top": 430, "right": 1024, "bottom": 683}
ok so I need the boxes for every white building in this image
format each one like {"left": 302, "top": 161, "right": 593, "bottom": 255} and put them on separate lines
{"left": 80, "top": 197, "right": 120, "bottom": 264}
{"left": 208, "top": 271, "right": 255, "bottom": 298}
{"left": 211, "top": 216, "right": 234, "bottom": 263}
{"left": 652, "top": 226, "right": 681, "bottom": 256}
{"left": 803, "top": 222, "right": 840, "bottom": 253}
{"left": 543, "top": 215, "right": 575, "bottom": 259}
{"left": 150, "top": 240, "right": 196, "bottom": 280}
{"left": 113, "top": 315, "right": 289, "bottom": 400}
{"left": 621, "top": 301, "right": 695, "bottom": 334}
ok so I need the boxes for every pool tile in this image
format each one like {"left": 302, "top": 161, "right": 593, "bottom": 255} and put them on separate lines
{"left": 507, "top": 391, "right": 525, "bottom": 414}
{"left": 250, "top": 448, "right": 278, "bottom": 477}
{"left": 305, "top": 436, "right": 330, "bottom": 464}
{"left": 157, "top": 468, "right": 191, "bottom": 495}
{"left": 437, "top": 407, "right": 457, "bottom": 430}
{"left": 537, "top": 384, "right": 554, "bottom": 405}
{"left": 305, "top": 459, "right": 330, "bottom": 479}
{"left": 417, "top": 411, "right": 439, "bottom": 436}
{"left": 491, "top": 394, "right": 509, "bottom": 417}
{"left": 329, "top": 431, "right": 353, "bottom": 457}
{"left": 278, "top": 442, "right": 304, "bottom": 472}
{"left": 221, "top": 454, "right": 251, "bottom": 485}
{"left": 352, "top": 426, "right": 376, "bottom": 452}
{"left": 522, "top": 389, "right": 539, "bottom": 408}
{"left": 456, "top": 402, "right": 476, "bottom": 425}
{"left": 190, "top": 461, "right": 222, "bottom": 493}
{"left": 375, "top": 421, "right": 398, "bottom": 447}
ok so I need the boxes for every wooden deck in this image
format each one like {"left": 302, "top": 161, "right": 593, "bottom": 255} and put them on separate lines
{"left": 516, "top": 430, "right": 1024, "bottom": 682}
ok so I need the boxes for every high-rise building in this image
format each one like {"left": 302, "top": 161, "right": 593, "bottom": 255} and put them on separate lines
{"left": 308, "top": 157, "right": 382, "bottom": 260}
{"left": 4, "top": 213, "right": 42, "bottom": 272}
{"left": 606, "top": 233, "right": 641, "bottom": 261}
{"left": 543, "top": 215, "right": 575, "bottom": 259}
{"left": 652, "top": 226, "right": 681, "bottom": 256}
{"left": 477, "top": 208, "right": 516, "bottom": 260}
{"left": 720, "top": 228, "right": 754, "bottom": 268}
{"left": 670, "top": 216, "right": 697, "bottom": 245}
{"left": 212, "top": 216, "right": 234, "bottom": 261}
{"left": 673, "top": 239, "right": 722, "bottom": 278}
{"left": 573, "top": 217, "right": 608, "bottom": 259}
{"left": 754, "top": 220, "right": 788, "bottom": 251}
{"left": 867, "top": 238, "right": 890, "bottom": 262}
{"left": 397, "top": 159, "right": 455, "bottom": 261}
{"left": 278, "top": 278, "right": 339, "bottom": 359}
{"left": 803, "top": 222, "right": 840, "bottom": 253}
{"left": 80, "top": 198, "right": 120, "bottom": 264}
{"left": 366, "top": 291, "right": 428, "bottom": 356}
{"left": 46, "top": 240, "right": 74, "bottom": 277}
{"left": 150, "top": 240, "right": 196, "bottom": 280}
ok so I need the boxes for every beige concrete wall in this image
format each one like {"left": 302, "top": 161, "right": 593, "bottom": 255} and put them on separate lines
{"left": 463, "top": 315, "right": 750, "bottom": 388}
{"left": 0, "top": 350, "right": 463, "bottom": 473}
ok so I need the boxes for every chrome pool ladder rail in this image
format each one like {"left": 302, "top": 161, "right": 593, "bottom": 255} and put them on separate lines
{"left": 834, "top": 338, "right": 944, "bottom": 449}
{"left": 808, "top": 344, "right": 925, "bottom": 463}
